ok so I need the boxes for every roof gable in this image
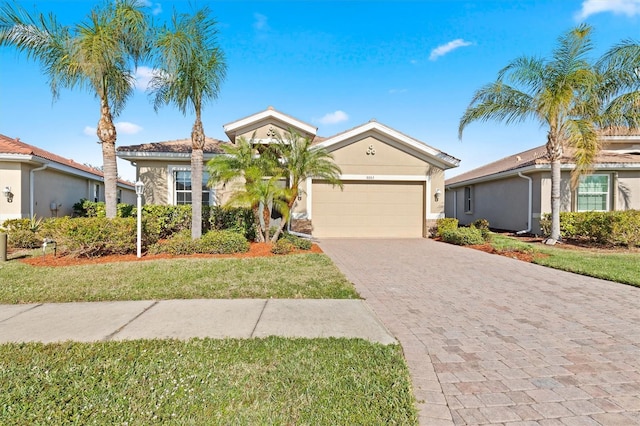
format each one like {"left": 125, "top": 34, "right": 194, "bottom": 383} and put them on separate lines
{"left": 315, "top": 120, "right": 460, "bottom": 170}
{"left": 223, "top": 106, "right": 317, "bottom": 141}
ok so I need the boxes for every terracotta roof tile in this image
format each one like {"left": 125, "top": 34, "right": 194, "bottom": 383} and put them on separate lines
{"left": 117, "top": 137, "right": 226, "bottom": 154}
{"left": 0, "top": 134, "right": 134, "bottom": 186}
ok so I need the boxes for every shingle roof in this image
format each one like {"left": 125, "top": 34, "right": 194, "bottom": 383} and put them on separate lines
{"left": 116, "top": 137, "right": 225, "bottom": 154}
{"left": 0, "top": 134, "right": 134, "bottom": 186}
{"left": 446, "top": 144, "right": 640, "bottom": 186}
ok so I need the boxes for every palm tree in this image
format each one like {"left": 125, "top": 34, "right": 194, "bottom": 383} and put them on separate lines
{"left": 225, "top": 165, "right": 290, "bottom": 242}
{"left": 207, "top": 136, "right": 271, "bottom": 241}
{"left": 270, "top": 128, "right": 342, "bottom": 242}
{"left": 148, "top": 6, "right": 226, "bottom": 239}
{"left": 0, "top": 1, "right": 149, "bottom": 218}
{"left": 459, "top": 24, "right": 639, "bottom": 242}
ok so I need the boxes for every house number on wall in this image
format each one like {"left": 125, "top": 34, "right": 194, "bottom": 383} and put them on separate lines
{"left": 366, "top": 176, "right": 375, "bottom": 180}
{"left": 366, "top": 144, "right": 376, "bottom": 155}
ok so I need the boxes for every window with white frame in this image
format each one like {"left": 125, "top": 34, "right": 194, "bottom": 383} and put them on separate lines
{"left": 464, "top": 186, "right": 473, "bottom": 213}
{"left": 173, "top": 170, "right": 213, "bottom": 206}
{"left": 577, "top": 174, "right": 609, "bottom": 211}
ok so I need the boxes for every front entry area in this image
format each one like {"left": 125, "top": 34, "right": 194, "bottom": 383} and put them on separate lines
{"left": 311, "top": 180, "right": 424, "bottom": 238}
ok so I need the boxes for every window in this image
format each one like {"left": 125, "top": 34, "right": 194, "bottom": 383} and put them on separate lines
{"left": 174, "top": 170, "right": 213, "bottom": 206}
{"left": 117, "top": 189, "right": 122, "bottom": 204}
{"left": 464, "top": 186, "right": 473, "bottom": 213}
{"left": 577, "top": 174, "right": 609, "bottom": 211}
{"left": 94, "top": 184, "right": 100, "bottom": 202}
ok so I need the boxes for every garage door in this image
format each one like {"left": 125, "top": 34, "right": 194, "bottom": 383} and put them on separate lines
{"left": 312, "top": 180, "right": 424, "bottom": 238}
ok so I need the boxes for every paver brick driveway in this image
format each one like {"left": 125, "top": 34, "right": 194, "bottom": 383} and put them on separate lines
{"left": 320, "top": 239, "right": 640, "bottom": 426}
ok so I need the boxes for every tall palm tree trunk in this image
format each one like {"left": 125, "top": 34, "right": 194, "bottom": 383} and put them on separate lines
{"left": 546, "top": 133, "right": 562, "bottom": 242}
{"left": 191, "top": 118, "right": 205, "bottom": 239}
{"left": 97, "top": 97, "right": 118, "bottom": 219}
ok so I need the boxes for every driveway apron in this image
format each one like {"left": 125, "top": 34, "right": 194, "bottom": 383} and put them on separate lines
{"left": 320, "top": 239, "right": 640, "bottom": 425}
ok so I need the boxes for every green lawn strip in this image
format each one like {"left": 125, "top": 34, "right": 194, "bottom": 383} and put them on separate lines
{"left": 0, "top": 338, "right": 417, "bottom": 425}
{"left": 0, "top": 254, "right": 358, "bottom": 304}
{"left": 489, "top": 234, "right": 640, "bottom": 287}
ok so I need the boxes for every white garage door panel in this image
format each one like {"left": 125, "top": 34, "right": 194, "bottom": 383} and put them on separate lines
{"left": 312, "top": 181, "right": 424, "bottom": 238}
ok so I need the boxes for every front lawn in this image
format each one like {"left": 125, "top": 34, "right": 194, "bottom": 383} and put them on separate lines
{"left": 490, "top": 234, "right": 640, "bottom": 287}
{"left": 0, "top": 338, "right": 417, "bottom": 424}
{"left": 0, "top": 253, "right": 359, "bottom": 303}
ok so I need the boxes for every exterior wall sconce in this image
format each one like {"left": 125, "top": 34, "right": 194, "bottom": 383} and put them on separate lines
{"left": 434, "top": 188, "right": 442, "bottom": 202}
{"left": 2, "top": 186, "right": 13, "bottom": 203}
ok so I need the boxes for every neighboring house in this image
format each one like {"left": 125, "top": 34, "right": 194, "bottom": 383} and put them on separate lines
{"left": 0, "top": 134, "right": 136, "bottom": 221}
{"left": 117, "top": 107, "right": 460, "bottom": 238}
{"left": 445, "top": 130, "right": 640, "bottom": 235}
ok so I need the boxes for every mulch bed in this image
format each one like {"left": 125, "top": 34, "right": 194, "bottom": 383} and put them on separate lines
{"left": 20, "top": 243, "right": 323, "bottom": 267}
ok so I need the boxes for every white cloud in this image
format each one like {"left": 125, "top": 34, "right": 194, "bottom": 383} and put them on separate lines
{"left": 576, "top": 0, "right": 640, "bottom": 20}
{"left": 429, "top": 39, "right": 473, "bottom": 61}
{"left": 134, "top": 66, "right": 156, "bottom": 91}
{"left": 254, "top": 13, "right": 269, "bottom": 31}
{"left": 83, "top": 122, "right": 142, "bottom": 137}
{"left": 137, "top": 1, "right": 162, "bottom": 16}
{"left": 116, "top": 122, "right": 143, "bottom": 135}
{"left": 318, "top": 110, "right": 349, "bottom": 125}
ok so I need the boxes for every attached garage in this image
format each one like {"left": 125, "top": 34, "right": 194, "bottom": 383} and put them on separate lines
{"left": 311, "top": 180, "right": 425, "bottom": 238}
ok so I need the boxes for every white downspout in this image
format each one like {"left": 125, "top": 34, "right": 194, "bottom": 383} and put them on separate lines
{"left": 517, "top": 172, "right": 532, "bottom": 234}
{"left": 30, "top": 164, "right": 48, "bottom": 218}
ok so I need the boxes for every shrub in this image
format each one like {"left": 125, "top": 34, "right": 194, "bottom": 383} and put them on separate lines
{"left": 198, "top": 230, "right": 249, "bottom": 254}
{"left": 142, "top": 205, "right": 192, "bottom": 242}
{"left": 149, "top": 230, "right": 249, "bottom": 255}
{"left": 73, "top": 199, "right": 134, "bottom": 218}
{"left": 434, "top": 218, "right": 458, "bottom": 238}
{"left": 280, "top": 233, "right": 312, "bottom": 250}
{"left": 44, "top": 217, "right": 137, "bottom": 257}
{"left": 470, "top": 218, "right": 492, "bottom": 242}
{"left": 209, "top": 206, "right": 256, "bottom": 241}
{"left": 541, "top": 210, "right": 640, "bottom": 246}
{"left": 271, "top": 239, "right": 296, "bottom": 255}
{"left": 6, "top": 229, "right": 42, "bottom": 249}
{"left": 148, "top": 230, "right": 197, "bottom": 255}
{"left": 441, "top": 227, "right": 485, "bottom": 246}
{"left": 2, "top": 217, "right": 45, "bottom": 249}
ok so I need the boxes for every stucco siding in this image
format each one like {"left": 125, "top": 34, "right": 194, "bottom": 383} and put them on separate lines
{"left": 616, "top": 171, "right": 640, "bottom": 210}
{"left": 236, "top": 121, "right": 291, "bottom": 142}
{"left": 0, "top": 162, "right": 23, "bottom": 220}
{"left": 329, "top": 135, "right": 432, "bottom": 176}
{"left": 138, "top": 161, "right": 173, "bottom": 204}
{"left": 31, "top": 167, "right": 99, "bottom": 218}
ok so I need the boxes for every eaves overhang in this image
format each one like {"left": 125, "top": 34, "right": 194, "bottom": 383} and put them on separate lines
{"left": 445, "top": 162, "right": 640, "bottom": 189}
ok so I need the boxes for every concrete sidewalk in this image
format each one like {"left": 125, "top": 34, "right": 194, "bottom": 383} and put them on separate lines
{"left": 0, "top": 299, "right": 396, "bottom": 344}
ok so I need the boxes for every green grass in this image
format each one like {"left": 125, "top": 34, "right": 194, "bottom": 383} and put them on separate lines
{"left": 0, "top": 338, "right": 417, "bottom": 425}
{"left": 0, "top": 254, "right": 359, "bottom": 303}
{"left": 489, "top": 234, "right": 640, "bottom": 287}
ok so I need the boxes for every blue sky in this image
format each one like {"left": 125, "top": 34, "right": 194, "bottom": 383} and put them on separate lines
{"left": 1, "top": 0, "right": 639, "bottom": 182}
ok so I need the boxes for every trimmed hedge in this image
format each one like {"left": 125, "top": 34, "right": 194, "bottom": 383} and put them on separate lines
{"left": 279, "top": 233, "right": 313, "bottom": 250}
{"left": 208, "top": 206, "right": 256, "bottom": 241}
{"left": 441, "top": 227, "right": 485, "bottom": 246}
{"left": 72, "top": 199, "right": 135, "bottom": 218}
{"left": 149, "top": 230, "right": 249, "bottom": 255}
{"left": 434, "top": 218, "right": 459, "bottom": 238}
{"left": 2, "top": 217, "right": 45, "bottom": 249}
{"left": 41, "top": 217, "right": 137, "bottom": 257}
{"left": 540, "top": 210, "right": 640, "bottom": 246}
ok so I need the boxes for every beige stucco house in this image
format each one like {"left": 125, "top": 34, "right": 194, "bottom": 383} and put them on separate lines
{"left": 117, "top": 107, "right": 460, "bottom": 238}
{"left": 0, "top": 134, "right": 136, "bottom": 221}
{"left": 445, "top": 131, "right": 640, "bottom": 235}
